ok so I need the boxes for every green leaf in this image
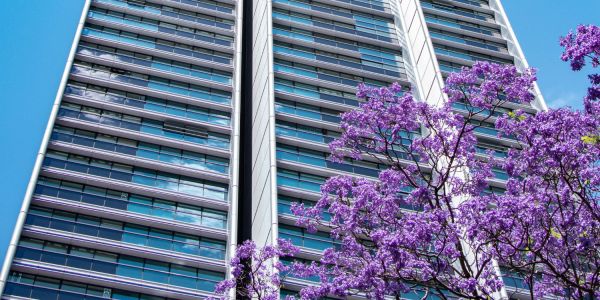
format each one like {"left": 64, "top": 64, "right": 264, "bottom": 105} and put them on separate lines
{"left": 507, "top": 111, "right": 526, "bottom": 121}
{"left": 550, "top": 228, "right": 562, "bottom": 239}
{"left": 581, "top": 135, "right": 599, "bottom": 145}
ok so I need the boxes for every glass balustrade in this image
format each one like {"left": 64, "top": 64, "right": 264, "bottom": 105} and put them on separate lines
{"left": 35, "top": 177, "right": 228, "bottom": 229}
{"left": 169, "top": 0, "right": 234, "bottom": 14}
{"left": 421, "top": 1, "right": 493, "bottom": 22}
{"left": 277, "top": 169, "right": 326, "bottom": 193}
{"left": 274, "top": 43, "right": 403, "bottom": 76}
{"left": 26, "top": 206, "right": 226, "bottom": 259}
{"left": 276, "top": 144, "right": 384, "bottom": 177}
{"left": 65, "top": 82, "right": 231, "bottom": 126}
{"left": 96, "top": 0, "right": 234, "bottom": 30}
{"left": 5, "top": 272, "right": 176, "bottom": 300}
{"left": 279, "top": 224, "right": 340, "bottom": 251}
{"left": 50, "top": 126, "right": 229, "bottom": 174}
{"left": 275, "top": 79, "right": 360, "bottom": 106}
{"left": 43, "top": 150, "right": 228, "bottom": 201}
{"left": 58, "top": 102, "right": 230, "bottom": 149}
{"left": 275, "top": 99, "right": 341, "bottom": 123}
{"left": 88, "top": 8, "right": 233, "bottom": 47}
{"left": 71, "top": 61, "right": 231, "bottom": 104}
{"left": 77, "top": 43, "right": 231, "bottom": 84}
{"left": 14, "top": 238, "right": 224, "bottom": 292}
{"left": 82, "top": 25, "right": 232, "bottom": 65}
{"left": 425, "top": 14, "right": 500, "bottom": 37}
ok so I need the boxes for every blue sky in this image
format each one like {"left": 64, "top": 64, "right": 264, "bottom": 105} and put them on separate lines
{"left": 502, "top": 0, "right": 600, "bottom": 109}
{"left": 0, "top": 0, "right": 597, "bottom": 263}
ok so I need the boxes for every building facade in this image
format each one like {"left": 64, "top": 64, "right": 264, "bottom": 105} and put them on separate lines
{"left": 0, "top": 0, "right": 243, "bottom": 299}
{"left": 0, "top": 0, "right": 545, "bottom": 299}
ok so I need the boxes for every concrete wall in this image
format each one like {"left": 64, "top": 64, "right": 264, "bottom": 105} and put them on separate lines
{"left": 397, "top": 0, "right": 446, "bottom": 106}
{"left": 251, "top": 0, "right": 278, "bottom": 247}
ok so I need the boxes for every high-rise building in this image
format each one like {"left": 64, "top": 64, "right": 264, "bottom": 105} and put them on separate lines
{"left": 0, "top": 0, "right": 546, "bottom": 299}
{"left": 0, "top": 0, "right": 243, "bottom": 299}
{"left": 248, "top": 0, "right": 545, "bottom": 298}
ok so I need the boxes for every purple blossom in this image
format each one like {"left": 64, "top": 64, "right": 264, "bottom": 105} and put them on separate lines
{"left": 560, "top": 25, "right": 600, "bottom": 71}
{"left": 209, "top": 239, "right": 298, "bottom": 300}
{"left": 560, "top": 24, "right": 600, "bottom": 113}
{"left": 292, "top": 58, "right": 600, "bottom": 299}
{"left": 444, "top": 61, "right": 536, "bottom": 107}
{"left": 291, "top": 62, "right": 540, "bottom": 300}
{"left": 464, "top": 108, "right": 600, "bottom": 298}
{"left": 218, "top": 25, "right": 600, "bottom": 300}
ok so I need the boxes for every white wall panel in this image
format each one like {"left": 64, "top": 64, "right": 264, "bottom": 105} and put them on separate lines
{"left": 250, "top": 0, "right": 278, "bottom": 248}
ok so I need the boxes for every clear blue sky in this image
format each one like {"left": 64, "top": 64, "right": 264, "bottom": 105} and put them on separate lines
{"left": 0, "top": 0, "right": 597, "bottom": 263}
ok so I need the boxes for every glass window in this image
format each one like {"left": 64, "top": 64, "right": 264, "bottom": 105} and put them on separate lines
{"left": 95, "top": 251, "right": 118, "bottom": 263}
{"left": 174, "top": 233, "right": 199, "bottom": 245}
{"left": 84, "top": 186, "right": 106, "bottom": 196}
{"left": 86, "top": 286, "right": 108, "bottom": 297}
{"left": 145, "top": 260, "right": 169, "bottom": 272}
{"left": 77, "top": 215, "right": 101, "bottom": 226}
{"left": 61, "top": 282, "right": 87, "bottom": 294}
{"left": 45, "top": 242, "right": 69, "bottom": 253}
{"left": 113, "top": 291, "right": 139, "bottom": 300}
{"left": 101, "top": 219, "right": 123, "bottom": 230}
{"left": 9, "top": 272, "right": 35, "bottom": 284}
{"left": 34, "top": 277, "right": 60, "bottom": 289}
{"left": 19, "top": 238, "right": 44, "bottom": 249}
{"left": 29, "top": 206, "right": 53, "bottom": 217}
{"left": 171, "top": 264, "right": 196, "bottom": 277}
{"left": 71, "top": 246, "right": 95, "bottom": 259}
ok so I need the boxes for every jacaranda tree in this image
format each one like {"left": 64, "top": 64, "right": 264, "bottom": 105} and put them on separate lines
{"left": 459, "top": 24, "right": 600, "bottom": 299}
{"left": 291, "top": 62, "right": 537, "bottom": 300}
{"left": 213, "top": 25, "right": 600, "bottom": 300}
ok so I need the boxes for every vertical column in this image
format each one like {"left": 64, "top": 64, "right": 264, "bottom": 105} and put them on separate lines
{"left": 397, "top": 0, "right": 446, "bottom": 105}
{"left": 251, "top": 0, "right": 279, "bottom": 247}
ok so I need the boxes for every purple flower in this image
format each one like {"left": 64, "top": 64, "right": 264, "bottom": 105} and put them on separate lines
{"left": 292, "top": 58, "right": 600, "bottom": 299}
{"left": 218, "top": 25, "right": 600, "bottom": 300}
{"left": 560, "top": 24, "right": 600, "bottom": 113}
{"left": 210, "top": 239, "right": 298, "bottom": 300}
{"left": 290, "top": 61, "right": 542, "bottom": 299}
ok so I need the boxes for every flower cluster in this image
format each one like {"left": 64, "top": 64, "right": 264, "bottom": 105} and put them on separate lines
{"left": 290, "top": 62, "right": 539, "bottom": 300}
{"left": 444, "top": 61, "right": 536, "bottom": 107}
{"left": 560, "top": 25, "right": 600, "bottom": 71}
{"left": 209, "top": 239, "right": 298, "bottom": 300}
{"left": 560, "top": 24, "right": 600, "bottom": 114}
{"left": 215, "top": 25, "right": 600, "bottom": 300}
{"left": 463, "top": 108, "right": 600, "bottom": 298}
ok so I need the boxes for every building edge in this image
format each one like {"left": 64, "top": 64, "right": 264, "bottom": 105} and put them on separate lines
{"left": 490, "top": 0, "right": 548, "bottom": 111}
{"left": 226, "top": 0, "right": 245, "bottom": 297}
{"left": 0, "top": 0, "right": 93, "bottom": 293}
